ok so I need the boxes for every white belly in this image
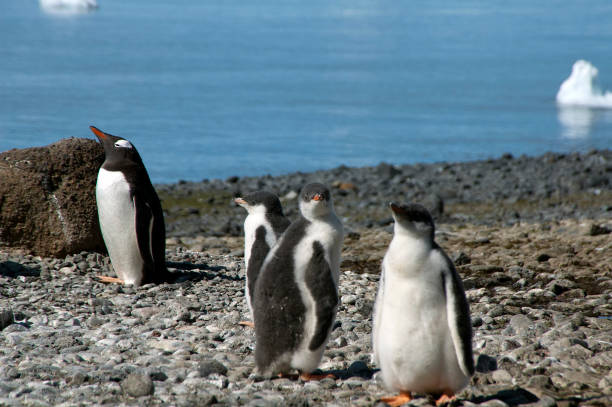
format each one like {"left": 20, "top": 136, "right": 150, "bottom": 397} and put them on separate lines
{"left": 375, "top": 263, "right": 468, "bottom": 393}
{"left": 96, "top": 168, "right": 144, "bottom": 285}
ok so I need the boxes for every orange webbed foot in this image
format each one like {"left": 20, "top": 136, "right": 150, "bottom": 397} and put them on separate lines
{"left": 299, "top": 372, "right": 336, "bottom": 381}
{"left": 380, "top": 391, "right": 412, "bottom": 407}
{"left": 277, "top": 372, "right": 299, "bottom": 380}
{"left": 238, "top": 321, "right": 255, "bottom": 328}
{"left": 435, "top": 393, "right": 456, "bottom": 406}
{"left": 96, "top": 275, "right": 124, "bottom": 284}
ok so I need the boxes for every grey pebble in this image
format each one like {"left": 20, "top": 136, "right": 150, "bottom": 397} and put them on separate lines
{"left": 121, "top": 373, "right": 155, "bottom": 397}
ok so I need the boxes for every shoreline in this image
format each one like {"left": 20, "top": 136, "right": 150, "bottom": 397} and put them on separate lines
{"left": 156, "top": 149, "right": 612, "bottom": 239}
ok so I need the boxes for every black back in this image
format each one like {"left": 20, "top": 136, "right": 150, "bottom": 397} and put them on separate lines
{"left": 254, "top": 217, "right": 309, "bottom": 371}
{"left": 91, "top": 126, "right": 169, "bottom": 283}
{"left": 305, "top": 241, "right": 338, "bottom": 351}
{"left": 247, "top": 226, "right": 270, "bottom": 300}
{"left": 267, "top": 212, "right": 291, "bottom": 237}
{"left": 438, "top": 244, "right": 475, "bottom": 375}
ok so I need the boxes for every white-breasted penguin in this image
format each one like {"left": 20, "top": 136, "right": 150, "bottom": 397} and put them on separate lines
{"left": 253, "top": 183, "right": 343, "bottom": 380}
{"left": 372, "top": 203, "right": 474, "bottom": 406}
{"left": 235, "top": 191, "right": 290, "bottom": 326}
{"left": 91, "top": 126, "right": 169, "bottom": 287}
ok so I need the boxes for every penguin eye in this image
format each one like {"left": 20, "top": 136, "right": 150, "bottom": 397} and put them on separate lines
{"left": 114, "top": 140, "right": 133, "bottom": 149}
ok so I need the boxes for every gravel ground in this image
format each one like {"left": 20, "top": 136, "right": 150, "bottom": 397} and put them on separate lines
{"left": 1, "top": 150, "right": 612, "bottom": 406}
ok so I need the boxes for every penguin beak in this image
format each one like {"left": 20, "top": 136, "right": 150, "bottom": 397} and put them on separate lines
{"left": 312, "top": 194, "right": 323, "bottom": 201}
{"left": 89, "top": 126, "right": 108, "bottom": 143}
{"left": 389, "top": 202, "right": 402, "bottom": 214}
{"left": 234, "top": 197, "right": 247, "bottom": 206}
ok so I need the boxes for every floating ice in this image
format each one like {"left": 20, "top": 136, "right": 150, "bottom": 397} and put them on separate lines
{"left": 39, "top": 0, "right": 98, "bottom": 14}
{"left": 556, "top": 60, "right": 612, "bottom": 108}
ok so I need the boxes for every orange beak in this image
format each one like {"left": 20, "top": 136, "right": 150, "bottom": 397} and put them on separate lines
{"left": 234, "top": 197, "right": 247, "bottom": 205}
{"left": 313, "top": 194, "right": 323, "bottom": 201}
{"left": 89, "top": 126, "right": 107, "bottom": 140}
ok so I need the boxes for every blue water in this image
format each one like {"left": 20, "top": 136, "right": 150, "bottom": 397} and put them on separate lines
{"left": 1, "top": 0, "right": 612, "bottom": 183}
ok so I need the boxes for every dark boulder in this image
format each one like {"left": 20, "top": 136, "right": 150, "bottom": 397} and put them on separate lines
{"left": 0, "top": 138, "right": 106, "bottom": 256}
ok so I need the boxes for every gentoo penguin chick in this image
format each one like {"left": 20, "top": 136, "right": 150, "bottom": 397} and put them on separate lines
{"left": 235, "top": 191, "right": 290, "bottom": 327}
{"left": 253, "top": 183, "right": 343, "bottom": 380}
{"left": 90, "top": 126, "right": 169, "bottom": 287}
{"left": 372, "top": 203, "right": 474, "bottom": 406}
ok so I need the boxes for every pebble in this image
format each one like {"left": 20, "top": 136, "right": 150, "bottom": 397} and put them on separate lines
{"left": 121, "top": 373, "right": 155, "bottom": 397}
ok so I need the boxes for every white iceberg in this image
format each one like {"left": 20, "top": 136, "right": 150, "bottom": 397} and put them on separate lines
{"left": 556, "top": 60, "right": 612, "bottom": 108}
{"left": 39, "top": 0, "right": 98, "bottom": 14}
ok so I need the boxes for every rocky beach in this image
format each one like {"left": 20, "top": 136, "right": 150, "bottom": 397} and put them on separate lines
{"left": 1, "top": 149, "right": 611, "bottom": 406}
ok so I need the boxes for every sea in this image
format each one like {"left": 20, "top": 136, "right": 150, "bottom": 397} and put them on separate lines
{"left": 1, "top": 0, "right": 612, "bottom": 184}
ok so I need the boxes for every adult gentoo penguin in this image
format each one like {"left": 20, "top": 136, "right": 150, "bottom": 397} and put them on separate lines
{"left": 253, "top": 183, "right": 343, "bottom": 380}
{"left": 235, "top": 191, "right": 290, "bottom": 327}
{"left": 372, "top": 203, "right": 474, "bottom": 406}
{"left": 90, "top": 126, "right": 169, "bottom": 287}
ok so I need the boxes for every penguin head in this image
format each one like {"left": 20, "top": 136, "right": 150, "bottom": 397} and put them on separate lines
{"left": 90, "top": 126, "right": 144, "bottom": 168}
{"left": 389, "top": 202, "right": 435, "bottom": 242}
{"left": 234, "top": 191, "right": 284, "bottom": 216}
{"left": 299, "top": 183, "right": 333, "bottom": 219}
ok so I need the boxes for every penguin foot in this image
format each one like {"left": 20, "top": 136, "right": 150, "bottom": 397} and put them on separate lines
{"left": 96, "top": 275, "right": 124, "bottom": 284}
{"left": 380, "top": 391, "right": 412, "bottom": 407}
{"left": 238, "top": 321, "right": 255, "bottom": 328}
{"left": 299, "top": 372, "right": 336, "bottom": 381}
{"left": 435, "top": 393, "right": 455, "bottom": 406}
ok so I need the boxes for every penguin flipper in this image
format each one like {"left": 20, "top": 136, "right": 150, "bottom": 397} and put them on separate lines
{"left": 372, "top": 263, "right": 386, "bottom": 366}
{"left": 247, "top": 226, "right": 271, "bottom": 303}
{"left": 442, "top": 252, "right": 475, "bottom": 377}
{"left": 305, "top": 241, "right": 339, "bottom": 352}
{"left": 133, "top": 193, "right": 167, "bottom": 282}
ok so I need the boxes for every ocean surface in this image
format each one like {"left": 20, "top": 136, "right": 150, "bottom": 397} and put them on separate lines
{"left": 1, "top": 0, "right": 612, "bottom": 184}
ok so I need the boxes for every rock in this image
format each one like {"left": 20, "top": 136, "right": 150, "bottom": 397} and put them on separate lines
{"left": 589, "top": 224, "right": 611, "bottom": 236}
{"left": 510, "top": 314, "right": 533, "bottom": 337}
{"left": 453, "top": 251, "right": 472, "bottom": 266}
{"left": 198, "top": 360, "right": 228, "bottom": 377}
{"left": 476, "top": 354, "right": 498, "bottom": 373}
{"left": 0, "top": 138, "right": 105, "bottom": 256}
{"left": 0, "top": 309, "right": 14, "bottom": 330}
{"left": 492, "top": 369, "right": 513, "bottom": 384}
{"left": 536, "top": 253, "right": 552, "bottom": 262}
{"left": 121, "top": 373, "right": 155, "bottom": 397}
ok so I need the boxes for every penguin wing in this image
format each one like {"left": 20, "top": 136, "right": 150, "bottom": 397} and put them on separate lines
{"left": 133, "top": 193, "right": 156, "bottom": 269}
{"left": 305, "top": 241, "right": 339, "bottom": 351}
{"left": 371, "top": 262, "right": 386, "bottom": 366}
{"left": 247, "top": 226, "right": 271, "bottom": 302}
{"left": 441, "top": 250, "right": 475, "bottom": 377}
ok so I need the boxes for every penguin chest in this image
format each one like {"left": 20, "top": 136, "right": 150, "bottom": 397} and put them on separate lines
{"left": 96, "top": 169, "right": 144, "bottom": 285}
{"left": 377, "top": 257, "right": 462, "bottom": 392}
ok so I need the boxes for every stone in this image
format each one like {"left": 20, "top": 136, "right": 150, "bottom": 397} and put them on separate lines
{"left": 589, "top": 224, "right": 611, "bottom": 236}
{"left": 476, "top": 354, "right": 498, "bottom": 373}
{"left": 121, "top": 373, "right": 155, "bottom": 397}
{"left": 0, "top": 138, "right": 105, "bottom": 256}
{"left": 510, "top": 314, "right": 533, "bottom": 336}
{"left": 0, "top": 309, "right": 14, "bottom": 330}
{"left": 492, "top": 369, "right": 513, "bottom": 384}
{"left": 198, "top": 360, "right": 228, "bottom": 377}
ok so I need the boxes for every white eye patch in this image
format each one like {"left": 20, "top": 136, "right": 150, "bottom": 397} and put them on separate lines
{"left": 114, "top": 139, "right": 133, "bottom": 149}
